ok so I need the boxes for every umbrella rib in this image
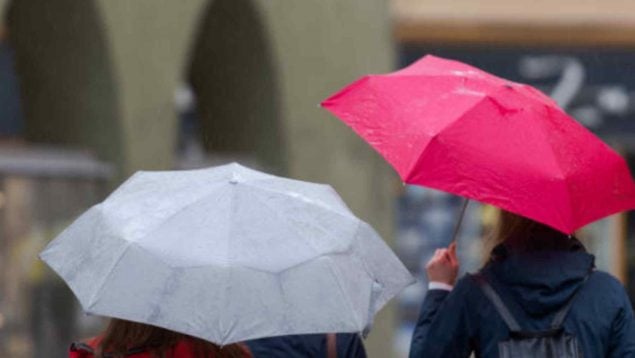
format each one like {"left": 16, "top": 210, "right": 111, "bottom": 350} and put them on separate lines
{"left": 250, "top": 187, "right": 359, "bottom": 330}
{"left": 248, "top": 187, "right": 324, "bottom": 256}
{"left": 324, "top": 255, "right": 365, "bottom": 331}
{"left": 350, "top": 222, "right": 374, "bottom": 280}
{"left": 247, "top": 178, "right": 350, "bottom": 213}
{"left": 349, "top": 221, "right": 395, "bottom": 315}
{"left": 273, "top": 267, "right": 292, "bottom": 336}
{"left": 220, "top": 183, "right": 238, "bottom": 344}
{"left": 132, "top": 182, "right": 228, "bottom": 244}
{"left": 351, "top": 222, "right": 414, "bottom": 319}
{"left": 366, "top": 75, "right": 427, "bottom": 181}
{"left": 533, "top": 106, "right": 575, "bottom": 230}
{"left": 243, "top": 191, "right": 308, "bottom": 327}
{"left": 404, "top": 95, "right": 491, "bottom": 182}
{"left": 86, "top": 242, "right": 132, "bottom": 310}
{"left": 253, "top": 186, "right": 360, "bottom": 262}
{"left": 376, "top": 73, "right": 502, "bottom": 85}
{"left": 247, "top": 187, "right": 363, "bottom": 328}
{"left": 242, "top": 181, "right": 355, "bottom": 220}
{"left": 123, "top": 234, "right": 357, "bottom": 275}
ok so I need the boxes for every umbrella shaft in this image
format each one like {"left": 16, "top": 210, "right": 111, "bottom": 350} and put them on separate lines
{"left": 451, "top": 198, "right": 470, "bottom": 244}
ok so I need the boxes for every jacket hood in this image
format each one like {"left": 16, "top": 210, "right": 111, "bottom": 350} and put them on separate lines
{"left": 482, "top": 236, "right": 594, "bottom": 317}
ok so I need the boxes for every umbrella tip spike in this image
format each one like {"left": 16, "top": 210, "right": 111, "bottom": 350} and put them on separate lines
{"left": 229, "top": 172, "right": 241, "bottom": 185}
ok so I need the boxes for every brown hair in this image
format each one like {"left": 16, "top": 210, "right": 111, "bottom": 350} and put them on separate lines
{"left": 483, "top": 209, "right": 571, "bottom": 263}
{"left": 95, "top": 319, "right": 246, "bottom": 358}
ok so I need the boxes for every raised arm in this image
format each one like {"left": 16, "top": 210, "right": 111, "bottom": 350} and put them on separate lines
{"left": 409, "top": 243, "right": 473, "bottom": 357}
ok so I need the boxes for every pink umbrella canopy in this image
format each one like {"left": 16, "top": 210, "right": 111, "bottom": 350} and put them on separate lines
{"left": 322, "top": 55, "right": 635, "bottom": 234}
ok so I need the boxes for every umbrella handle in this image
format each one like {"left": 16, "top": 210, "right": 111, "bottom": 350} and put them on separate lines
{"left": 450, "top": 198, "right": 470, "bottom": 245}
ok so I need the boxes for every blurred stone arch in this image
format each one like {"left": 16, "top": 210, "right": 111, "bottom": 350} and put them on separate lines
{"left": 2, "top": 1, "right": 119, "bottom": 357}
{"left": 6, "top": 0, "right": 123, "bottom": 167}
{"left": 181, "top": 0, "right": 286, "bottom": 174}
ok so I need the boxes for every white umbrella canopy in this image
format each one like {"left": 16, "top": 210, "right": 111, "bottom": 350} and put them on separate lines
{"left": 40, "top": 163, "right": 414, "bottom": 345}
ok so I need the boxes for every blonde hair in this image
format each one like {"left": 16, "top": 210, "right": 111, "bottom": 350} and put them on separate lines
{"left": 483, "top": 209, "right": 566, "bottom": 264}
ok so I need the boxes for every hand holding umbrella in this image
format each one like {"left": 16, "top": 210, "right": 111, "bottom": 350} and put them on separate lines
{"left": 425, "top": 242, "right": 459, "bottom": 287}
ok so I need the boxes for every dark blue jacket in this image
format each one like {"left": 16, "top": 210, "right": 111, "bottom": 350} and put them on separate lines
{"left": 247, "top": 333, "right": 366, "bottom": 358}
{"left": 410, "top": 240, "right": 635, "bottom": 357}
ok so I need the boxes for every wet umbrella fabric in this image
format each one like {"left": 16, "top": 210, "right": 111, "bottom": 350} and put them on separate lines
{"left": 322, "top": 55, "right": 635, "bottom": 233}
{"left": 40, "top": 163, "right": 414, "bottom": 345}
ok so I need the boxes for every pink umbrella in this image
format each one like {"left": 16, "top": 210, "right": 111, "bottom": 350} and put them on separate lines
{"left": 322, "top": 55, "right": 635, "bottom": 234}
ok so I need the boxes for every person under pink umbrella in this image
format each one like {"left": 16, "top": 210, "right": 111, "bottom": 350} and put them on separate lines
{"left": 410, "top": 209, "right": 634, "bottom": 357}
{"left": 322, "top": 55, "right": 635, "bottom": 357}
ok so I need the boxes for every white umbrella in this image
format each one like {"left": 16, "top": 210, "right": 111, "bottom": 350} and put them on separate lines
{"left": 40, "top": 163, "right": 414, "bottom": 345}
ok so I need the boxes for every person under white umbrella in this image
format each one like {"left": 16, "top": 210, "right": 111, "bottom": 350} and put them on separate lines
{"left": 41, "top": 163, "right": 414, "bottom": 357}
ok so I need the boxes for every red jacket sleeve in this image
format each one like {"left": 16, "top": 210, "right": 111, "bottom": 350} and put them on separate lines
{"left": 69, "top": 342, "right": 95, "bottom": 358}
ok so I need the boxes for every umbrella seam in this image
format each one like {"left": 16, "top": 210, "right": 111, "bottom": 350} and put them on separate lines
{"left": 370, "top": 75, "right": 424, "bottom": 181}
{"left": 322, "top": 76, "right": 372, "bottom": 109}
{"left": 405, "top": 93, "right": 574, "bottom": 230}
{"left": 248, "top": 185, "right": 354, "bottom": 259}
{"left": 250, "top": 187, "right": 323, "bottom": 259}
{"left": 246, "top": 188, "right": 295, "bottom": 334}
{"left": 124, "top": 237, "right": 357, "bottom": 274}
{"left": 274, "top": 268, "right": 292, "bottom": 335}
{"left": 324, "top": 251, "right": 365, "bottom": 331}
{"left": 351, "top": 221, "right": 377, "bottom": 329}
{"left": 385, "top": 73, "right": 502, "bottom": 85}
{"left": 146, "top": 266, "right": 181, "bottom": 326}
{"left": 326, "top": 74, "right": 413, "bottom": 181}
{"left": 274, "top": 250, "right": 356, "bottom": 275}
{"left": 86, "top": 241, "right": 132, "bottom": 310}
{"left": 131, "top": 182, "right": 229, "bottom": 244}
{"left": 242, "top": 181, "right": 356, "bottom": 219}
{"left": 404, "top": 94, "right": 491, "bottom": 182}
{"left": 533, "top": 105, "right": 576, "bottom": 231}
{"left": 251, "top": 179, "right": 355, "bottom": 216}
{"left": 103, "top": 171, "right": 219, "bottom": 207}
{"left": 219, "top": 182, "right": 238, "bottom": 344}
{"left": 247, "top": 187, "right": 363, "bottom": 329}
{"left": 351, "top": 221, "right": 395, "bottom": 328}
{"left": 351, "top": 222, "right": 376, "bottom": 283}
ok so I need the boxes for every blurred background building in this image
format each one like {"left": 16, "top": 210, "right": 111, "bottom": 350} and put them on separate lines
{"left": 0, "top": 0, "right": 633, "bottom": 357}
{"left": 392, "top": 1, "right": 635, "bottom": 356}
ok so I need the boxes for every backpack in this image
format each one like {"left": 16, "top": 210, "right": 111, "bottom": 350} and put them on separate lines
{"left": 472, "top": 273, "right": 587, "bottom": 358}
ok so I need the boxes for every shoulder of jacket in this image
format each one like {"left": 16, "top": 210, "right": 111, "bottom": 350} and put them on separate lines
{"left": 456, "top": 272, "right": 481, "bottom": 289}
{"left": 437, "top": 273, "right": 481, "bottom": 299}
{"left": 587, "top": 270, "right": 622, "bottom": 287}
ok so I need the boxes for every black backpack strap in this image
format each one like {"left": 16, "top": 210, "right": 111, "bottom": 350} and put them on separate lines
{"left": 472, "top": 273, "right": 522, "bottom": 332}
{"left": 550, "top": 273, "right": 591, "bottom": 329}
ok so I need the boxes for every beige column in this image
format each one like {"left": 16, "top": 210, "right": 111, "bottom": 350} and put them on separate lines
{"left": 96, "top": 0, "right": 207, "bottom": 176}
{"left": 256, "top": 1, "right": 399, "bottom": 356}
{"left": 0, "top": 0, "right": 7, "bottom": 23}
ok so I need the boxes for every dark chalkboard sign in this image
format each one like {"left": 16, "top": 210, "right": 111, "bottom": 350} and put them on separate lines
{"left": 400, "top": 46, "right": 635, "bottom": 149}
